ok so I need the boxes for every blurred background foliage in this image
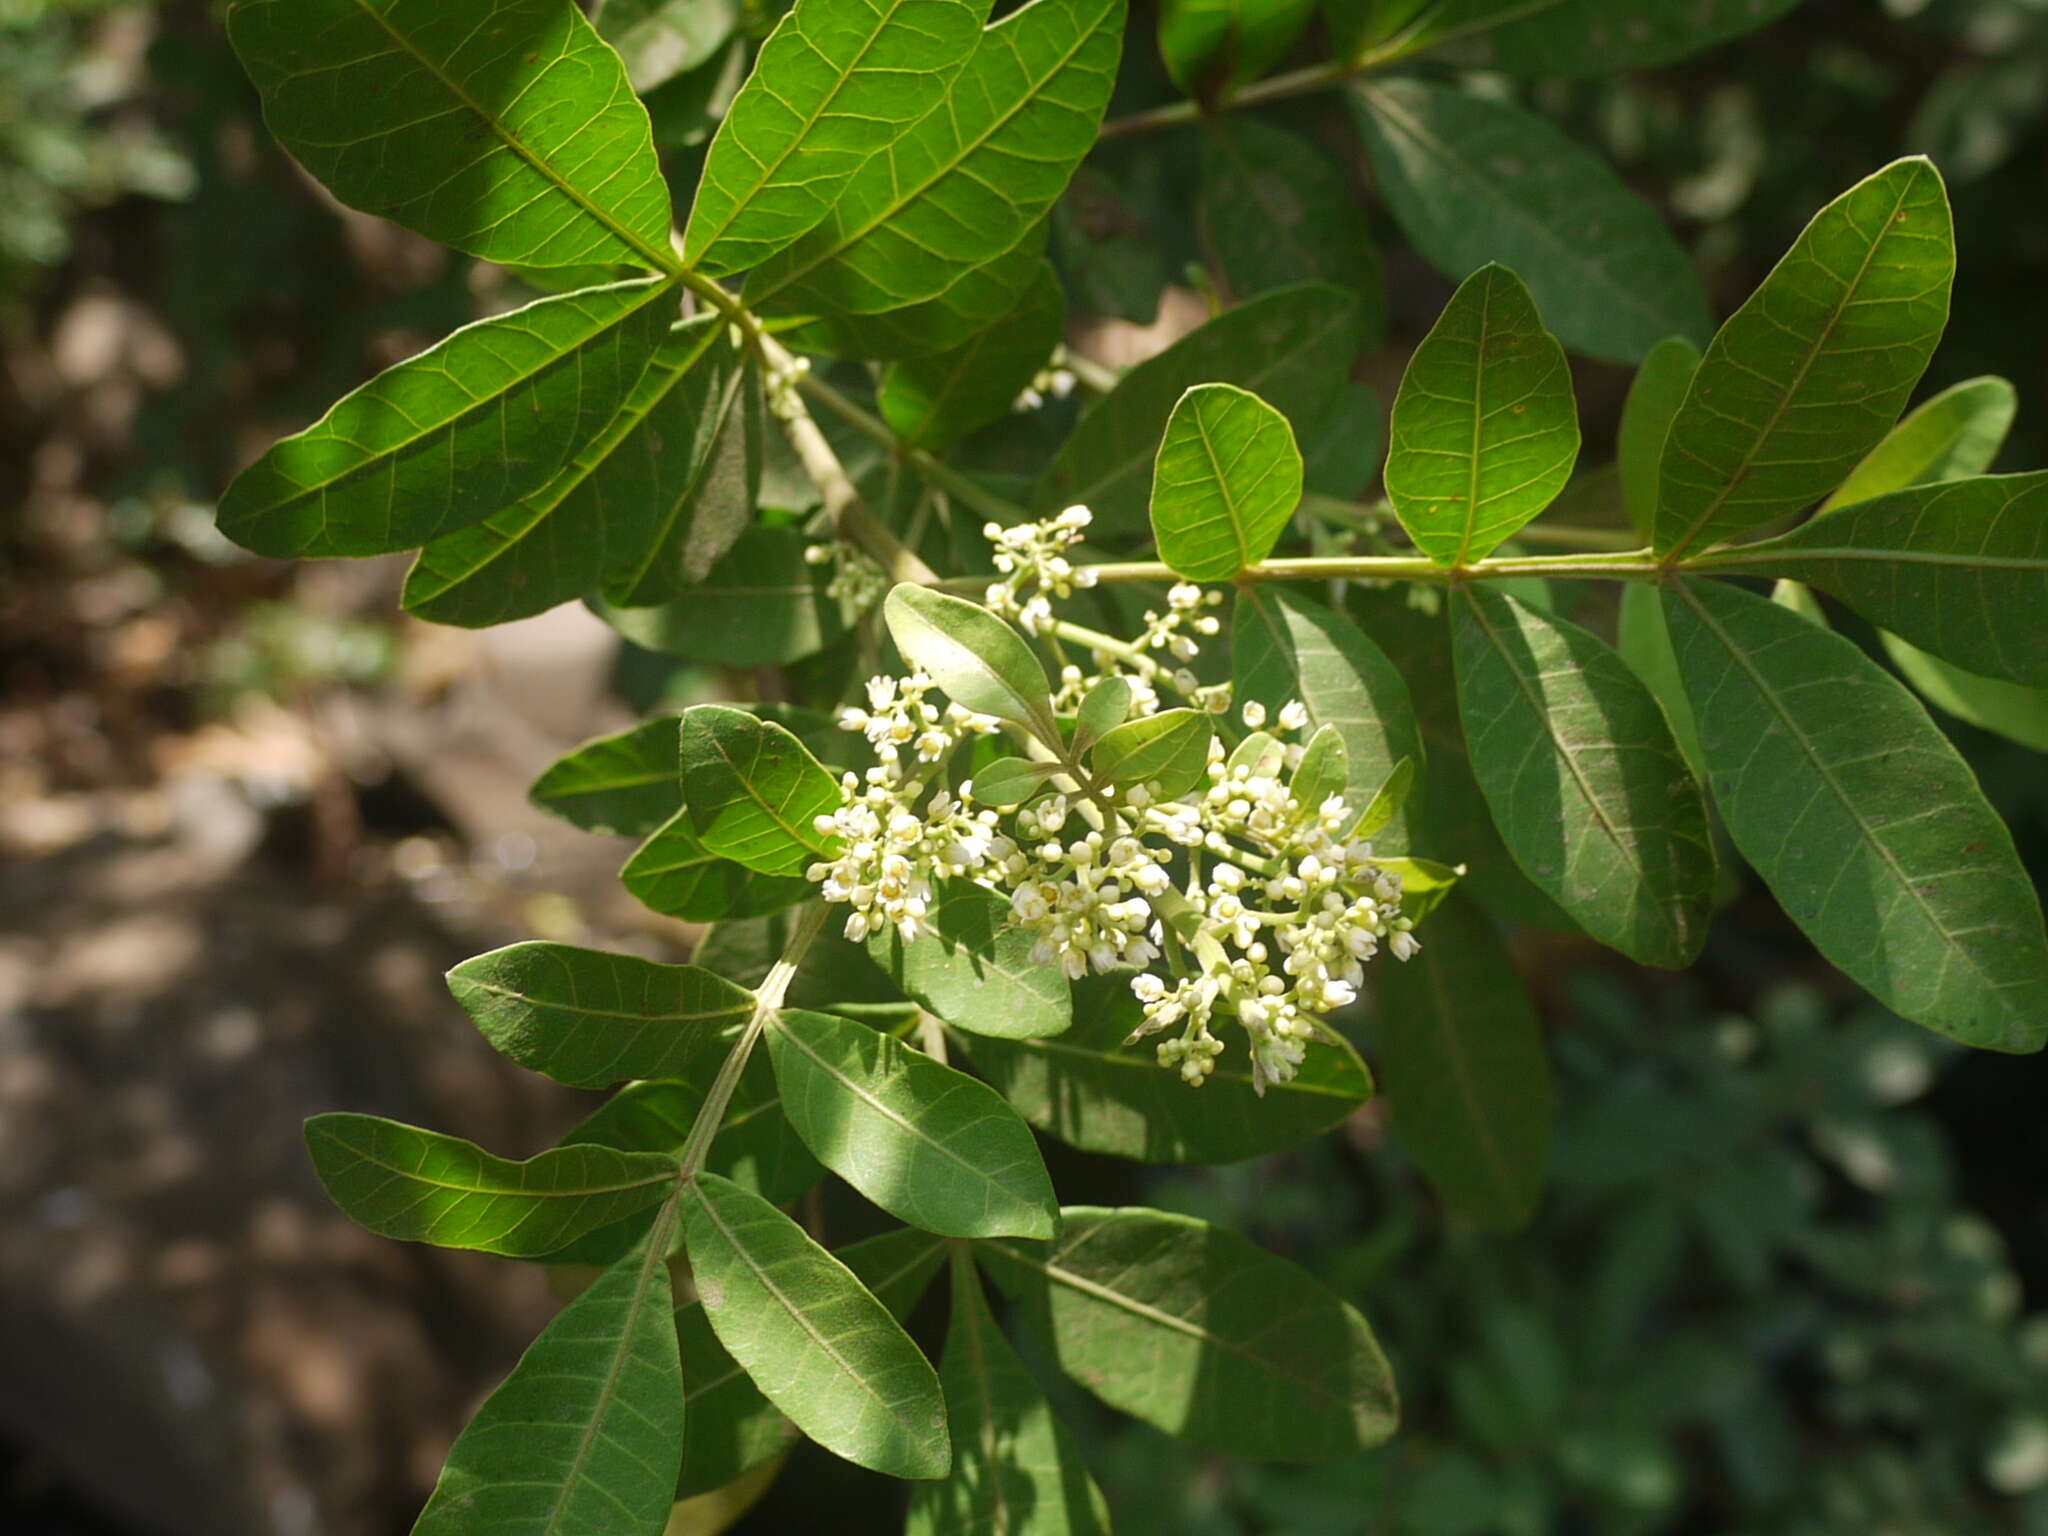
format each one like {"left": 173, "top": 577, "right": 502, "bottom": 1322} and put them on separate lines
{"left": 5, "top": 1, "right": 2048, "bottom": 1533}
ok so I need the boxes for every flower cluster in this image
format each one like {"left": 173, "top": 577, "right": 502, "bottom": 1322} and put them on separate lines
{"left": 804, "top": 537, "right": 888, "bottom": 614}
{"left": 807, "top": 584, "right": 1422, "bottom": 1094}
{"left": 981, "top": 506, "right": 1097, "bottom": 634}
{"left": 1013, "top": 348, "right": 1079, "bottom": 413}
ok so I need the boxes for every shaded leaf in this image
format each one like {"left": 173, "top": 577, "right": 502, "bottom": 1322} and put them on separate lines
{"left": 1151, "top": 384, "right": 1304, "bottom": 580}
{"left": 530, "top": 716, "right": 682, "bottom": 838}
{"left": 1158, "top": 0, "right": 1315, "bottom": 95}
{"left": 1662, "top": 576, "right": 2048, "bottom": 1049}
{"left": 1384, "top": 265, "right": 1579, "bottom": 564}
{"left": 597, "top": 525, "right": 847, "bottom": 666}
{"left": 623, "top": 809, "right": 814, "bottom": 922}
{"left": 880, "top": 262, "right": 1065, "bottom": 448}
{"left": 1617, "top": 336, "right": 1700, "bottom": 543}
{"left": 226, "top": 0, "right": 676, "bottom": 270}
{"left": 978, "top": 1206, "right": 1398, "bottom": 1458}
{"left": 685, "top": 1173, "right": 950, "bottom": 1478}
{"left": 779, "top": 235, "right": 1047, "bottom": 363}
{"left": 1823, "top": 375, "right": 2016, "bottom": 512}
{"left": 960, "top": 976, "right": 1370, "bottom": 1163}
{"left": 684, "top": 0, "right": 983, "bottom": 275}
{"left": 1615, "top": 583, "right": 1704, "bottom": 779}
{"left": 1292, "top": 724, "right": 1350, "bottom": 812}
{"left": 1072, "top": 676, "right": 1134, "bottom": 755}
{"left": 1089, "top": 709, "right": 1214, "bottom": 799}
{"left": 1038, "top": 284, "right": 1362, "bottom": 533}
{"left": 699, "top": 906, "right": 907, "bottom": 1012}
{"left": 413, "top": 1224, "right": 683, "bottom": 1535}
{"left": 1428, "top": 0, "right": 1805, "bottom": 77}
{"left": 1881, "top": 634, "right": 2048, "bottom": 754}
{"left": 447, "top": 941, "right": 756, "bottom": 1089}
{"left": 218, "top": 278, "right": 674, "bottom": 559}
{"left": 1451, "top": 585, "right": 1714, "bottom": 967}
{"left": 967, "top": 756, "right": 1067, "bottom": 807}
{"left": 884, "top": 585, "right": 1059, "bottom": 741}
{"left": 1353, "top": 80, "right": 1708, "bottom": 363}
{"left": 767, "top": 1008, "right": 1058, "bottom": 1238}
{"left": 1368, "top": 891, "right": 1553, "bottom": 1228}
{"left": 682, "top": 705, "right": 843, "bottom": 876}
{"left": 1655, "top": 158, "right": 1954, "bottom": 559}
{"left": 676, "top": 1228, "right": 947, "bottom": 1498}
{"left": 746, "top": 0, "right": 1125, "bottom": 320}
{"left": 304, "top": 1113, "right": 676, "bottom": 1257}
{"left": 908, "top": 1257, "right": 1110, "bottom": 1536}
{"left": 868, "top": 881, "right": 1073, "bottom": 1039}
{"left": 1711, "top": 471, "right": 2048, "bottom": 686}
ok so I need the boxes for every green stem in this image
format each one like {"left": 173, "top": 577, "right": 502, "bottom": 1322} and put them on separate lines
{"left": 1071, "top": 551, "right": 1664, "bottom": 585}
{"left": 678, "top": 901, "right": 829, "bottom": 1181}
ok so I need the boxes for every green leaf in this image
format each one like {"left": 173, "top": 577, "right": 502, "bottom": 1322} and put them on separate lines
{"left": 596, "top": 525, "right": 848, "bottom": 666}
{"left": 909, "top": 1257, "right": 1111, "bottom": 1536}
{"left": 304, "top": 1113, "right": 677, "bottom": 1257}
{"left": 1384, "top": 265, "right": 1580, "bottom": 565}
{"left": 1367, "top": 891, "right": 1553, "bottom": 1229}
{"left": 1451, "top": 585, "right": 1715, "bottom": 968}
{"left": 1654, "top": 158, "right": 1955, "bottom": 559}
{"left": 1615, "top": 583, "right": 1705, "bottom": 780}
{"left": 596, "top": 0, "right": 739, "bottom": 92}
{"left": 447, "top": 941, "right": 756, "bottom": 1089}
{"left": 684, "top": 1172, "right": 950, "bottom": 1478}
{"left": 226, "top": 0, "right": 675, "bottom": 271}
{"left": 1158, "top": 0, "right": 1314, "bottom": 95}
{"left": 700, "top": 905, "right": 907, "bottom": 1012}
{"left": 1353, "top": 80, "right": 1709, "bottom": 364}
{"left": 1199, "top": 117, "right": 1382, "bottom": 331}
{"left": 682, "top": 705, "right": 842, "bottom": 877}
{"left": 1351, "top": 755, "right": 1412, "bottom": 842}
{"left": 1711, "top": 472, "right": 2048, "bottom": 686}
{"left": 1232, "top": 586, "right": 1425, "bottom": 834}
{"left": 217, "top": 278, "right": 675, "bottom": 559}
{"left": 1617, "top": 337, "right": 1701, "bottom": 543}
{"left": 413, "top": 1223, "right": 683, "bottom": 1536}
{"left": 967, "top": 756, "right": 1066, "bottom": 807}
{"left": 683, "top": 0, "right": 982, "bottom": 276}
{"left": 1662, "top": 576, "right": 2048, "bottom": 1050}
{"left": 868, "top": 880, "right": 1074, "bottom": 1039}
{"left": 1881, "top": 633, "right": 2048, "bottom": 754}
{"left": 1088, "top": 709, "right": 1214, "bottom": 799}
{"left": 675, "top": 1227, "right": 947, "bottom": 1498}
{"left": 978, "top": 1207, "right": 1397, "bottom": 1458}
{"left": 767, "top": 1008, "right": 1058, "bottom": 1238}
{"left": 1421, "top": 0, "right": 1805, "bottom": 77}
{"left": 1072, "top": 676, "right": 1133, "bottom": 755}
{"left": 1823, "top": 376, "right": 2016, "bottom": 512}
{"left": 530, "top": 716, "right": 682, "bottom": 838}
{"left": 1038, "top": 284, "right": 1362, "bottom": 533}
{"left": 401, "top": 314, "right": 761, "bottom": 624}
{"left": 959, "top": 975, "right": 1370, "bottom": 1163}
{"left": 1292, "top": 724, "right": 1350, "bottom": 812}
{"left": 884, "top": 584, "right": 1058, "bottom": 742}
{"left": 779, "top": 235, "right": 1047, "bottom": 363}
{"left": 744, "top": 0, "right": 1125, "bottom": 321}
{"left": 1379, "top": 855, "right": 1463, "bottom": 922}
{"left": 1151, "top": 384, "right": 1305, "bottom": 581}
{"left": 623, "top": 808, "right": 814, "bottom": 922}
{"left": 879, "top": 262, "right": 1065, "bottom": 448}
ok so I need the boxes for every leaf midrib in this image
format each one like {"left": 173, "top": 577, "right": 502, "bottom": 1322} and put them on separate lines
{"left": 459, "top": 976, "right": 751, "bottom": 1030}
{"left": 319, "top": 1132, "right": 676, "bottom": 1199}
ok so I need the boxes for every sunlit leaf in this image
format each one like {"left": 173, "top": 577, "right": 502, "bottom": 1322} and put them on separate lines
{"left": 1088, "top": 709, "right": 1214, "bottom": 799}
{"left": 884, "top": 584, "right": 1059, "bottom": 741}
{"left": 1662, "top": 576, "right": 2048, "bottom": 1049}
{"left": 682, "top": 705, "right": 843, "bottom": 876}
{"left": 623, "top": 809, "right": 814, "bottom": 922}
{"left": 978, "top": 1206, "right": 1398, "bottom": 1458}
{"left": 767, "top": 1008, "right": 1058, "bottom": 1238}
{"left": 305, "top": 1113, "right": 676, "bottom": 1257}
{"left": 685, "top": 1173, "right": 950, "bottom": 1478}
{"left": 226, "top": 0, "right": 675, "bottom": 270}
{"left": 869, "top": 881, "right": 1073, "bottom": 1039}
{"left": 1384, "top": 265, "right": 1579, "bottom": 564}
{"left": 1823, "top": 375, "right": 2016, "bottom": 512}
{"left": 1655, "top": 158, "right": 1954, "bottom": 559}
{"left": 1151, "top": 384, "right": 1304, "bottom": 580}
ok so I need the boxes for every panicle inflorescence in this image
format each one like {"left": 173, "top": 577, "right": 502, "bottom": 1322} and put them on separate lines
{"left": 806, "top": 509, "right": 1423, "bottom": 1094}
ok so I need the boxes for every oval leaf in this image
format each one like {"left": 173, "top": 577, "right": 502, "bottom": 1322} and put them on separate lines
{"left": 883, "top": 584, "right": 1058, "bottom": 741}
{"left": 226, "top": 0, "right": 675, "bottom": 271}
{"left": 218, "top": 278, "right": 675, "bottom": 559}
{"left": 1158, "top": 0, "right": 1314, "bottom": 95}
{"left": 623, "top": 807, "right": 814, "bottom": 922}
{"left": 1354, "top": 80, "right": 1709, "bottom": 363}
{"left": 1088, "top": 708, "right": 1214, "bottom": 799}
{"left": 1151, "top": 384, "right": 1305, "bottom": 581}
{"left": 969, "top": 756, "right": 1067, "bottom": 808}
{"left": 304, "top": 1113, "right": 677, "bottom": 1257}
{"left": 530, "top": 716, "right": 683, "bottom": 838}
{"left": 447, "top": 941, "right": 756, "bottom": 1089}
{"left": 1662, "top": 576, "right": 2048, "bottom": 1049}
{"left": 685, "top": 1173, "right": 950, "bottom": 1478}
{"left": 977, "top": 1207, "right": 1398, "bottom": 1459}
{"left": 868, "top": 880, "right": 1073, "bottom": 1039}
{"left": 1368, "top": 891, "right": 1554, "bottom": 1230}
{"left": 413, "top": 1225, "right": 683, "bottom": 1536}
{"left": 1451, "top": 585, "right": 1715, "bottom": 968}
{"left": 1654, "top": 158, "right": 1954, "bottom": 559}
{"left": 767, "top": 1009, "right": 1058, "bottom": 1238}
{"left": 682, "top": 705, "right": 843, "bottom": 876}
{"left": 1385, "top": 265, "right": 1580, "bottom": 565}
